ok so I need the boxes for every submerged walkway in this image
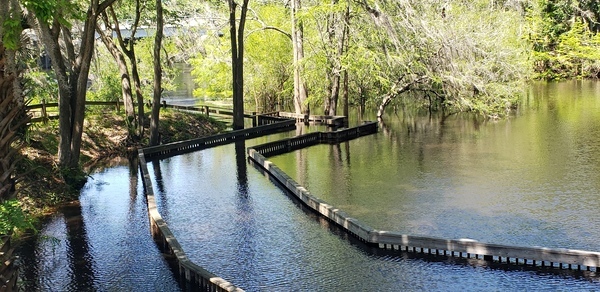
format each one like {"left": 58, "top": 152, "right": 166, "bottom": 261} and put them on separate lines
{"left": 138, "top": 112, "right": 600, "bottom": 290}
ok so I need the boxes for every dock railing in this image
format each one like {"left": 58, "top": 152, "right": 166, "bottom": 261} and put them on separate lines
{"left": 252, "top": 121, "right": 377, "bottom": 157}
{"left": 247, "top": 122, "right": 600, "bottom": 272}
{"left": 137, "top": 117, "right": 301, "bottom": 291}
{"left": 142, "top": 119, "right": 296, "bottom": 160}
{"left": 138, "top": 150, "right": 244, "bottom": 292}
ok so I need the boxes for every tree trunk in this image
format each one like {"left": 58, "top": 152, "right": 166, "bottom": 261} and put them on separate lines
{"left": 149, "top": 0, "right": 164, "bottom": 146}
{"left": 323, "top": 0, "right": 350, "bottom": 117}
{"left": 31, "top": 0, "right": 117, "bottom": 170}
{"left": 229, "top": 0, "right": 249, "bottom": 130}
{"left": 342, "top": 70, "right": 349, "bottom": 118}
{"left": 292, "top": 0, "right": 309, "bottom": 115}
{"left": 325, "top": 73, "right": 341, "bottom": 116}
{"left": 132, "top": 58, "right": 145, "bottom": 138}
{"left": 342, "top": 2, "right": 350, "bottom": 118}
{"left": 96, "top": 17, "right": 136, "bottom": 136}
{"left": 376, "top": 76, "right": 427, "bottom": 118}
{"left": 110, "top": 3, "right": 145, "bottom": 139}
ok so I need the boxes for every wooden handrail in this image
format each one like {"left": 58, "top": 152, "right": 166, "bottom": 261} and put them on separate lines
{"left": 27, "top": 100, "right": 258, "bottom": 124}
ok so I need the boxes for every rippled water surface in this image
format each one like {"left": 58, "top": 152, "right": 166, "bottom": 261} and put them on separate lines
{"left": 17, "top": 80, "right": 600, "bottom": 290}
{"left": 17, "top": 161, "right": 180, "bottom": 291}
{"left": 150, "top": 81, "right": 600, "bottom": 290}
{"left": 271, "top": 80, "right": 600, "bottom": 251}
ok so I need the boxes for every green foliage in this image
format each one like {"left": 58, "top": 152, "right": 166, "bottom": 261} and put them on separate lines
{"left": 0, "top": 200, "right": 34, "bottom": 235}
{"left": 191, "top": 4, "right": 294, "bottom": 110}
{"left": 22, "top": 0, "right": 79, "bottom": 26}
{"left": 190, "top": 41, "right": 233, "bottom": 100}
{"left": 530, "top": 0, "right": 600, "bottom": 79}
{"left": 129, "top": 36, "right": 179, "bottom": 100}
{"left": 87, "top": 46, "right": 122, "bottom": 102}
{"left": 340, "top": 0, "right": 530, "bottom": 117}
{"left": 22, "top": 0, "right": 58, "bottom": 24}
{"left": 23, "top": 70, "right": 59, "bottom": 103}
{"left": 244, "top": 5, "right": 294, "bottom": 111}
{"left": 2, "top": 16, "right": 22, "bottom": 50}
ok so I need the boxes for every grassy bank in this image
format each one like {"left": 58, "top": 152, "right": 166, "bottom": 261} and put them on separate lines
{"left": 15, "top": 108, "right": 226, "bottom": 217}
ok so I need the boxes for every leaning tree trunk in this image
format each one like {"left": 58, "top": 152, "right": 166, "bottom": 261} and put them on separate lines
{"left": 376, "top": 75, "right": 428, "bottom": 118}
{"left": 110, "top": 3, "right": 145, "bottom": 139}
{"left": 96, "top": 18, "right": 136, "bottom": 137}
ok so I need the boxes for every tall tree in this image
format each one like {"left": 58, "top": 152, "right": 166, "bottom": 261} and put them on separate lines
{"left": 109, "top": 2, "right": 146, "bottom": 138}
{"left": 96, "top": 12, "right": 136, "bottom": 139}
{"left": 320, "top": 0, "right": 350, "bottom": 116}
{"left": 27, "top": 0, "right": 117, "bottom": 170}
{"left": 291, "top": 0, "right": 309, "bottom": 115}
{"left": 228, "top": 0, "right": 250, "bottom": 130}
{"left": 149, "top": 0, "right": 164, "bottom": 146}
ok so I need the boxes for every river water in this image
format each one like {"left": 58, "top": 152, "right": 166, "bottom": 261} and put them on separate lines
{"left": 17, "top": 80, "right": 600, "bottom": 290}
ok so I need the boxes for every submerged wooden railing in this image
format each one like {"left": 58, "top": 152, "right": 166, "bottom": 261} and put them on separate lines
{"left": 252, "top": 121, "right": 377, "bottom": 157}
{"left": 247, "top": 123, "right": 600, "bottom": 272}
{"left": 138, "top": 151, "right": 244, "bottom": 292}
{"left": 276, "top": 112, "right": 348, "bottom": 127}
{"left": 137, "top": 118, "right": 302, "bottom": 291}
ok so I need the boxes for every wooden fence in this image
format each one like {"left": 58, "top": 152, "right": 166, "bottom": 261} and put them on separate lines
{"left": 26, "top": 100, "right": 250, "bottom": 124}
{"left": 27, "top": 100, "right": 123, "bottom": 123}
{"left": 247, "top": 128, "right": 600, "bottom": 272}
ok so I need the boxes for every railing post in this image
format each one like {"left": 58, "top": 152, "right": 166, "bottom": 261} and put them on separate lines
{"left": 116, "top": 100, "right": 121, "bottom": 112}
{"left": 205, "top": 106, "right": 210, "bottom": 117}
{"left": 162, "top": 100, "right": 167, "bottom": 108}
{"left": 252, "top": 112, "right": 257, "bottom": 127}
{"left": 41, "top": 99, "right": 48, "bottom": 124}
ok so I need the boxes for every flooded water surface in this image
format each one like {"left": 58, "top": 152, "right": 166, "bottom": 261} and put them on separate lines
{"left": 18, "top": 81, "right": 600, "bottom": 290}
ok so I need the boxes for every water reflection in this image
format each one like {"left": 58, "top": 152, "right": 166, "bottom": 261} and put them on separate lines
{"left": 235, "top": 139, "right": 248, "bottom": 197}
{"left": 233, "top": 138, "right": 261, "bottom": 281}
{"left": 128, "top": 156, "right": 138, "bottom": 211}
{"left": 17, "top": 161, "right": 180, "bottom": 291}
{"left": 18, "top": 203, "right": 96, "bottom": 292}
{"left": 271, "top": 80, "right": 600, "bottom": 251}
{"left": 17, "top": 80, "right": 600, "bottom": 290}
{"left": 152, "top": 160, "right": 170, "bottom": 219}
{"left": 61, "top": 203, "right": 95, "bottom": 291}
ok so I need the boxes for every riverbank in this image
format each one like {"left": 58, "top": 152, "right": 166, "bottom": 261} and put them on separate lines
{"left": 16, "top": 108, "right": 226, "bottom": 217}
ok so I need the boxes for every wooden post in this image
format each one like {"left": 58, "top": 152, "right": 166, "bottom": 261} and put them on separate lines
{"left": 162, "top": 100, "right": 167, "bottom": 108}
{"left": 41, "top": 99, "right": 47, "bottom": 123}
{"left": 205, "top": 106, "right": 210, "bottom": 117}
{"left": 116, "top": 100, "right": 121, "bottom": 112}
{"left": 252, "top": 112, "right": 257, "bottom": 127}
